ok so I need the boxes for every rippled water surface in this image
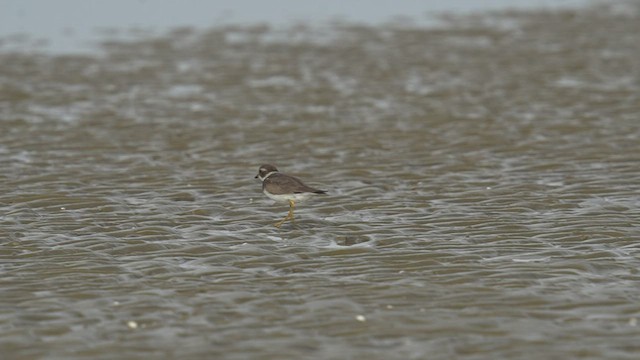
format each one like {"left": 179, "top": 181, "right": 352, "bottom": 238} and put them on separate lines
{"left": 2, "top": 3, "right": 640, "bottom": 359}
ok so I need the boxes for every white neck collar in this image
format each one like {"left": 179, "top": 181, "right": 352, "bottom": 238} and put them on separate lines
{"left": 260, "top": 171, "right": 277, "bottom": 181}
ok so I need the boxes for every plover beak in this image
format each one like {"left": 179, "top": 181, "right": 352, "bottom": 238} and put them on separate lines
{"left": 254, "top": 174, "right": 259, "bottom": 179}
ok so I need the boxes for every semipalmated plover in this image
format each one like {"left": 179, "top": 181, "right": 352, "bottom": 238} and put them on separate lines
{"left": 255, "top": 164, "right": 327, "bottom": 228}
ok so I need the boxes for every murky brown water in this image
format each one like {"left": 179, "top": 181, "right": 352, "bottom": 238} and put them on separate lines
{"left": 2, "top": 3, "right": 640, "bottom": 359}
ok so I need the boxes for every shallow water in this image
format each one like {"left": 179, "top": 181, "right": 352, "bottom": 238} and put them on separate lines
{"left": 2, "top": 3, "right": 640, "bottom": 359}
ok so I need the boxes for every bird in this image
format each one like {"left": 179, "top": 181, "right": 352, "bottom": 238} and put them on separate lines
{"left": 255, "top": 164, "right": 327, "bottom": 228}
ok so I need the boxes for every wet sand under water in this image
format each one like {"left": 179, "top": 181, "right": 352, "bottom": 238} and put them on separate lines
{"left": 1, "top": 3, "right": 640, "bottom": 359}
